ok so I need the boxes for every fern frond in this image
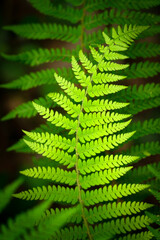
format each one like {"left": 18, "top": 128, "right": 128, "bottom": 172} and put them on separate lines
{"left": 126, "top": 61, "right": 160, "bottom": 79}
{"left": 147, "top": 226, "right": 160, "bottom": 240}
{"left": 125, "top": 141, "right": 160, "bottom": 160}
{"left": 48, "top": 92, "right": 81, "bottom": 118}
{"left": 83, "top": 184, "right": 149, "bottom": 206}
{"left": 86, "top": 0, "right": 160, "bottom": 11}
{"left": 80, "top": 167, "right": 132, "bottom": 189}
{"left": 85, "top": 10, "right": 158, "bottom": 30}
{"left": 54, "top": 215, "right": 152, "bottom": 240}
{"left": 79, "top": 112, "right": 131, "bottom": 128}
{"left": 103, "top": 25, "right": 149, "bottom": 49}
{"left": 22, "top": 206, "right": 78, "bottom": 240}
{"left": 0, "top": 178, "right": 22, "bottom": 213}
{"left": 23, "top": 130, "right": 76, "bottom": 152}
{"left": 140, "top": 25, "right": 160, "bottom": 38}
{"left": 91, "top": 45, "right": 128, "bottom": 61}
{"left": 127, "top": 42, "right": 160, "bottom": 59}
{"left": 79, "top": 155, "right": 138, "bottom": 174}
{"left": 13, "top": 185, "right": 78, "bottom": 203}
{"left": 1, "top": 96, "right": 53, "bottom": 120}
{"left": 9, "top": 26, "right": 155, "bottom": 239}
{"left": 71, "top": 55, "right": 91, "bottom": 87}
{"left": 29, "top": 0, "right": 82, "bottom": 23}
{"left": 86, "top": 201, "right": 152, "bottom": 224}
{"left": 24, "top": 140, "right": 76, "bottom": 167}
{"left": 54, "top": 73, "right": 85, "bottom": 102}
{"left": 32, "top": 102, "right": 77, "bottom": 134}
{"left": 0, "top": 68, "right": 74, "bottom": 90}
{"left": 116, "top": 83, "right": 160, "bottom": 101}
{"left": 41, "top": 201, "right": 152, "bottom": 226}
{"left": 126, "top": 118, "right": 160, "bottom": 140}
{"left": 93, "top": 215, "right": 152, "bottom": 240}
{"left": 118, "top": 231, "right": 153, "bottom": 240}
{"left": 77, "top": 120, "right": 131, "bottom": 143}
{"left": 91, "top": 72, "right": 126, "bottom": 84}
{"left": 7, "top": 122, "right": 56, "bottom": 153}
{"left": 1, "top": 47, "right": 79, "bottom": 66}
{"left": 3, "top": 23, "right": 81, "bottom": 43}
{"left": 148, "top": 165, "right": 160, "bottom": 180}
{"left": 83, "top": 98, "right": 129, "bottom": 113}
{"left": 0, "top": 199, "right": 52, "bottom": 240}
{"left": 20, "top": 166, "right": 77, "bottom": 186}
{"left": 150, "top": 190, "right": 160, "bottom": 202}
{"left": 77, "top": 132, "right": 135, "bottom": 159}
{"left": 125, "top": 97, "right": 160, "bottom": 115}
{"left": 120, "top": 162, "right": 160, "bottom": 184}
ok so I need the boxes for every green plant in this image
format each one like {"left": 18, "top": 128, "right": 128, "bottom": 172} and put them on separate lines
{"left": 2, "top": 26, "right": 156, "bottom": 240}
{"left": 0, "top": 179, "right": 77, "bottom": 240}
{"left": 1, "top": 0, "right": 160, "bottom": 239}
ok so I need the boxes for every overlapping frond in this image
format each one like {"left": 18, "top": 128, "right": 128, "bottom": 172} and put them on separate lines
{"left": 118, "top": 231, "right": 153, "bottom": 240}
{"left": 1, "top": 96, "right": 53, "bottom": 120}
{"left": 127, "top": 42, "right": 160, "bottom": 58}
{"left": 125, "top": 141, "right": 160, "bottom": 160}
{"left": 1, "top": 46, "right": 79, "bottom": 66}
{"left": 0, "top": 68, "right": 74, "bottom": 90}
{"left": 0, "top": 178, "right": 22, "bottom": 213}
{"left": 0, "top": 199, "right": 52, "bottom": 240}
{"left": 86, "top": 0, "right": 160, "bottom": 11}
{"left": 125, "top": 61, "right": 160, "bottom": 79}
{"left": 126, "top": 118, "right": 160, "bottom": 140}
{"left": 3, "top": 23, "right": 81, "bottom": 43}
{"left": 29, "top": 0, "right": 82, "bottom": 23}
{"left": 120, "top": 162, "right": 160, "bottom": 184}
{"left": 85, "top": 10, "right": 159, "bottom": 30}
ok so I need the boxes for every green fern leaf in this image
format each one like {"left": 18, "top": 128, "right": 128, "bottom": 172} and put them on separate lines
{"left": 86, "top": 201, "right": 152, "bottom": 224}
{"left": 32, "top": 102, "right": 78, "bottom": 134}
{"left": 126, "top": 118, "right": 160, "bottom": 140}
{"left": 80, "top": 167, "right": 132, "bottom": 189}
{"left": 83, "top": 184, "right": 149, "bottom": 206}
{"left": 1, "top": 47, "right": 79, "bottom": 66}
{"left": 126, "top": 61, "right": 160, "bottom": 79}
{"left": 13, "top": 185, "right": 78, "bottom": 203}
{"left": 0, "top": 178, "right": 22, "bottom": 213}
{"left": 86, "top": 0, "right": 160, "bottom": 11}
{"left": 118, "top": 231, "right": 153, "bottom": 240}
{"left": 127, "top": 42, "right": 160, "bottom": 59}
{"left": 22, "top": 205, "right": 79, "bottom": 240}
{"left": 0, "top": 68, "right": 74, "bottom": 90}
{"left": 79, "top": 155, "right": 138, "bottom": 174}
{"left": 1, "top": 96, "right": 53, "bottom": 120}
{"left": 77, "top": 120, "right": 131, "bottom": 143}
{"left": 3, "top": 23, "right": 81, "bottom": 43}
{"left": 0, "top": 199, "right": 52, "bottom": 240}
{"left": 125, "top": 141, "right": 160, "bottom": 160}
{"left": 29, "top": 0, "right": 82, "bottom": 23}
{"left": 24, "top": 140, "right": 76, "bottom": 167}
{"left": 20, "top": 166, "right": 77, "bottom": 186}
{"left": 79, "top": 112, "right": 131, "bottom": 128}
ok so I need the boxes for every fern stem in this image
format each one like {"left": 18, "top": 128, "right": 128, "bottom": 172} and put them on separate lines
{"left": 75, "top": 94, "right": 93, "bottom": 240}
